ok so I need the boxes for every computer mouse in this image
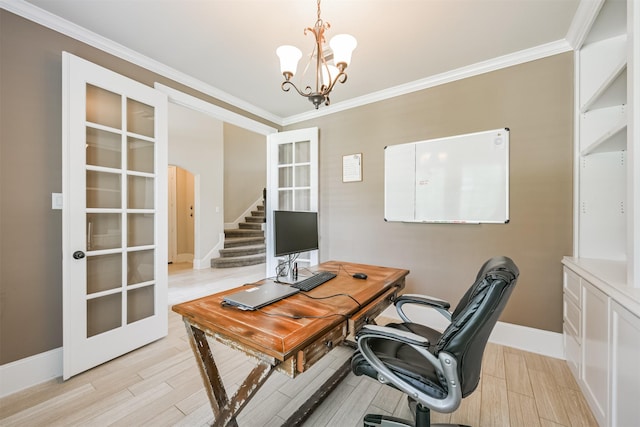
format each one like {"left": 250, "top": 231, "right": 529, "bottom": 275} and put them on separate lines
{"left": 353, "top": 272, "right": 367, "bottom": 280}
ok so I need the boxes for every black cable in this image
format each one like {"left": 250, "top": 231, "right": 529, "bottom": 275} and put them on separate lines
{"left": 299, "top": 291, "right": 362, "bottom": 309}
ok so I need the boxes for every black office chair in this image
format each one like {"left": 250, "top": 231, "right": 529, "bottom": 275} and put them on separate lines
{"left": 352, "top": 256, "right": 519, "bottom": 427}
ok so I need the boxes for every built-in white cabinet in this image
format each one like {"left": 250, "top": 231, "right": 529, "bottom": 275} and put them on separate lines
{"left": 566, "top": 1, "right": 640, "bottom": 422}
{"left": 609, "top": 301, "right": 640, "bottom": 426}
{"left": 581, "top": 281, "right": 609, "bottom": 425}
{"left": 562, "top": 261, "right": 640, "bottom": 426}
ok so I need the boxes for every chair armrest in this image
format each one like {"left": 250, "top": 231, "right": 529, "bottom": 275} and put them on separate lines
{"left": 356, "top": 324, "right": 462, "bottom": 413}
{"left": 395, "top": 294, "right": 453, "bottom": 323}
{"left": 357, "top": 324, "right": 431, "bottom": 347}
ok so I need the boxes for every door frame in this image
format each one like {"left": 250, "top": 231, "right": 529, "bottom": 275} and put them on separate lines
{"left": 154, "top": 84, "right": 278, "bottom": 272}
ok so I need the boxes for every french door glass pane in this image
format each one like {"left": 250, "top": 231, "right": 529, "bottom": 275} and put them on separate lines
{"left": 279, "top": 190, "right": 293, "bottom": 210}
{"left": 295, "top": 189, "right": 311, "bottom": 210}
{"left": 86, "top": 171, "right": 121, "bottom": 208}
{"left": 278, "top": 143, "right": 293, "bottom": 164}
{"left": 295, "top": 165, "right": 310, "bottom": 187}
{"left": 295, "top": 140, "right": 310, "bottom": 162}
{"left": 128, "top": 214, "right": 154, "bottom": 247}
{"left": 128, "top": 138, "right": 154, "bottom": 173}
{"left": 279, "top": 166, "right": 293, "bottom": 187}
{"left": 87, "top": 294, "right": 121, "bottom": 337}
{"left": 127, "top": 250, "right": 154, "bottom": 285}
{"left": 87, "top": 253, "right": 122, "bottom": 294}
{"left": 86, "top": 128, "right": 121, "bottom": 169}
{"left": 87, "top": 213, "right": 121, "bottom": 251}
{"left": 86, "top": 84, "right": 121, "bottom": 128}
{"left": 128, "top": 175, "right": 154, "bottom": 209}
{"left": 127, "top": 286, "right": 155, "bottom": 323}
{"left": 127, "top": 98, "right": 155, "bottom": 137}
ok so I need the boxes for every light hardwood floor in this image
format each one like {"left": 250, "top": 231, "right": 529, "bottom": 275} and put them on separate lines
{"left": 0, "top": 264, "right": 597, "bottom": 427}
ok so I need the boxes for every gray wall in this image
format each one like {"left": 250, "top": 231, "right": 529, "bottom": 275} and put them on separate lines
{"left": 286, "top": 53, "right": 574, "bottom": 333}
{"left": 0, "top": 9, "right": 572, "bottom": 366}
{"left": 0, "top": 10, "right": 278, "bottom": 365}
{"left": 168, "top": 103, "right": 224, "bottom": 266}
{"left": 223, "top": 124, "right": 266, "bottom": 223}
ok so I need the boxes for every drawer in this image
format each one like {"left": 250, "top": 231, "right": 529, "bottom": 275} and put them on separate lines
{"left": 563, "top": 267, "right": 581, "bottom": 305}
{"left": 563, "top": 297, "right": 581, "bottom": 341}
{"left": 564, "top": 328, "right": 580, "bottom": 378}
{"left": 278, "top": 322, "right": 347, "bottom": 377}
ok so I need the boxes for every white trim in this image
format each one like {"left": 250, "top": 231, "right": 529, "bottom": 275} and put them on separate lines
{"left": 0, "top": 0, "right": 283, "bottom": 126}
{"left": 0, "top": 348, "right": 62, "bottom": 398}
{"left": 381, "top": 306, "right": 565, "bottom": 360}
{"left": 565, "top": 0, "right": 606, "bottom": 50}
{"left": 154, "top": 84, "right": 278, "bottom": 135}
{"left": 225, "top": 193, "right": 265, "bottom": 230}
{"left": 0, "top": 314, "right": 564, "bottom": 398}
{"left": 3, "top": 0, "right": 583, "bottom": 127}
{"left": 282, "top": 39, "right": 573, "bottom": 125}
{"left": 193, "top": 232, "right": 225, "bottom": 269}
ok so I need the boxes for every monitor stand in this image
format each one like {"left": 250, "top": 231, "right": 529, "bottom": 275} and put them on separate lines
{"left": 276, "top": 271, "right": 311, "bottom": 285}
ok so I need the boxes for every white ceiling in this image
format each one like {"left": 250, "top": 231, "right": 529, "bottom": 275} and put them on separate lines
{"left": 19, "top": 0, "right": 586, "bottom": 122}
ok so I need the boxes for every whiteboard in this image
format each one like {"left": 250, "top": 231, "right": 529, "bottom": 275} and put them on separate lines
{"left": 384, "top": 128, "right": 509, "bottom": 224}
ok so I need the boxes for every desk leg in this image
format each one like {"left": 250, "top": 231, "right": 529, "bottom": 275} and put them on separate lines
{"left": 184, "top": 323, "right": 275, "bottom": 427}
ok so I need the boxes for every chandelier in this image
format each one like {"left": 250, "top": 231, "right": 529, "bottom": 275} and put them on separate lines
{"left": 276, "top": 0, "right": 357, "bottom": 109}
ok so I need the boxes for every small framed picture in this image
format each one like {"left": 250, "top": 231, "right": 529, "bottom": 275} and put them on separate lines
{"left": 342, "top": 153, "right": 362, "bottom": 182}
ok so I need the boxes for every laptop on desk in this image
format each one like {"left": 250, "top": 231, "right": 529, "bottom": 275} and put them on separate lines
{"left": 222, "top": 282, "right": 300, "bottom": 310}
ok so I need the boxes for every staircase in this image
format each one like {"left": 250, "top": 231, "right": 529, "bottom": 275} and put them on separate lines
{"left": 211, "top": 204, "right": 266, "bottom": 268}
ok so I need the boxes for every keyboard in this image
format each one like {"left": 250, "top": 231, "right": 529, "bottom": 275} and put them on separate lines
{"left": 290, "top": 271, "right": 337, "bottom": 292}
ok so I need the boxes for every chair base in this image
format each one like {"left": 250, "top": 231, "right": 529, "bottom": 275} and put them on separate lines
{"left": 363, "top": 403, "right": 470, "bottom": 427}
{"left": 364, "top": 414, "right": 470, "bottom": 427}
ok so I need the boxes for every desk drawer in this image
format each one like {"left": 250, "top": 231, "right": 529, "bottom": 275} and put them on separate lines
{"left": 348, "top": 287, "right": 400, "bottom": 340}
{"left": 278, "top": 322, "right": 347, "bottom": 377}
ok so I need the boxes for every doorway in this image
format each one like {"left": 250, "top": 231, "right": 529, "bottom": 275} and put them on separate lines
{"left": 168, "top": 165, "right": 195, "bottom": 266}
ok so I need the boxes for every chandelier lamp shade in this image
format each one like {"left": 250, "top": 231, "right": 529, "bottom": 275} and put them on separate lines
{"left": 276, "top": 0, "right": 357, "bottom": 109}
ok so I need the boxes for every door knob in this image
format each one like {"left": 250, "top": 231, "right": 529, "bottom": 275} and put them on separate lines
{"left": 73, "top": 251, "right": 85, "bottom": 260}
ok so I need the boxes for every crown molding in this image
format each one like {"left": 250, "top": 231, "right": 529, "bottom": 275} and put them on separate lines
{"left": 565, "top": 0, "right": 605, "bottom": 50}
{"left": 0, "top": 0, "right": 283, "bottom": 126}
{"left": 2, "top": 0, "right": 577, "bottom": 128}
{"left": 282, "top": 39, "right": 574, "bottom": 126}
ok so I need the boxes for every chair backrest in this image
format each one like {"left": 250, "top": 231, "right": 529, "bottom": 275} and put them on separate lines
{"left": 435, "top": 256, "right": 519, "bottom": 397}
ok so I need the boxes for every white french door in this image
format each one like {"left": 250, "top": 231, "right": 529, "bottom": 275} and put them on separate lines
{"left": 266, "top": 128, "right": 319, "bottom": 276}
{"left": 62, "top": 53, "right": 168, "bottom": 379}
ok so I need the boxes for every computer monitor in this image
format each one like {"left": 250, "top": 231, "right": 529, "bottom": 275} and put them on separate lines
{"left": 273, "top": 210, "right": 319, "bottom": 257}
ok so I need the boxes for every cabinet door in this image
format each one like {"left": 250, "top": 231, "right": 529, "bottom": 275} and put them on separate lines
{"left": 610, "top": 302, "right": 640, "bottom": 426}
{"left": 581, "top": 282, "right": 609, "bottom": 425}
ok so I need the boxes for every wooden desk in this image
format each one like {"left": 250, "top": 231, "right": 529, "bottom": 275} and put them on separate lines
{"left": 172, "top": 260, "right": 408, "bottom": 426}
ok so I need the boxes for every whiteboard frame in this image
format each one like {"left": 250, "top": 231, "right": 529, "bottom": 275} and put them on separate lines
{"left": 384, "top": 128, "right": 510, "bottom": 224}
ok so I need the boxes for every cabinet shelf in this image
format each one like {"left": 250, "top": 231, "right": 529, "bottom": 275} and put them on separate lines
{"left": 581, "top": 121, "right": 627, "bottom": 155}
{"left": 579, "top": 34, "right": 627, "bottom": 113}
{"left": 580, "top": 104, "right": 627, "bottom": 155}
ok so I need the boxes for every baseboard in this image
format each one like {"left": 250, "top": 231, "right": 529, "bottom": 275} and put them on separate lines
{"left": 0, "top": 309, "right": 564, "bottom": 399}
{"left": 0, "top": 347, "right": 63, "bottom": 398}
{"left": 226, "top": 194, "right": 264, "bottom": 230}
{"left": 380, "top": 306, "right": 565, "bottom": 359}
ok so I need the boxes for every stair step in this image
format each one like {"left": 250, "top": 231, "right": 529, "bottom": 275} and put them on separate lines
{"left": 245, "top": 216, "right": 266, "bottom": 223}
{"left": 251, "top": 210, "right": 265, "bottom": 217}
{"left": 239, "top": 222, "right": 262, "bottom": 230}
{"left": 211, "top": 254, "right": 266, "bottom": 268}
{"left": 219, "top": 244, "right": 265, "bottom": 257}
{"left": 224, "top": 228, "right": 264, "bottom": 238}
{"left": 224, "top": 236, "right": 265, "bottom": 248}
